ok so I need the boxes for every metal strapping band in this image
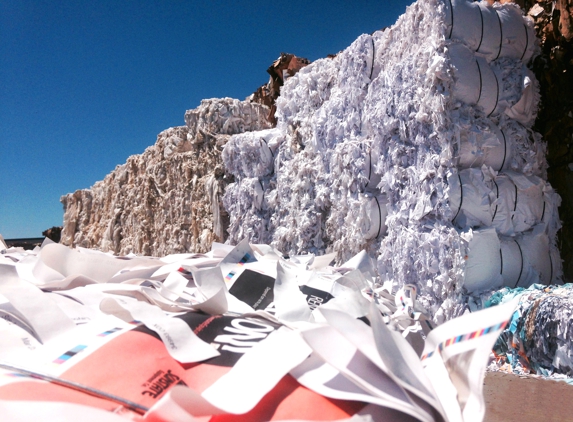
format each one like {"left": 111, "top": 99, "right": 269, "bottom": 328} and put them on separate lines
{"left": 494, "top": 9, "right": 503, "bottom": 61}
{"left": 374, "top": 195, "right": 382, "bottom": 239}
{"left": 453, "top": 172, "right": 464, "bottom": 221}
{"left": 520, "top": 23, "right": 529, "bottom": 61}
{"left": 513, "top": 239, "right": 524, "bottom": 288}
{"left": 260, "top": 138, "right": 274, "bottom": 158}
{"left": 0, "top": 362, "right": 149, "bottom": 415}
{"left": 476, "top": 58, "right": 483, "bottom": 106}
{"left": 447, "top": 0, "right": 454, "bottom": 38}
{"left": 549, "top": 249, "right": 553, "bottom": 284}
{"left": 476, "top": 4, "right": 485, "bottom": 53}
{"left": 512, "top": 181, "right": 518, "bottom": 220}
{"left": 492, "top": 179, "right": 500, "bottom": 222}
{"left": 369, "top": 37, "right": 375, "bottom": 80}
{"left": 364, "top": 148, "right": 373, "bottom": 189}
{"left": 499, "top": 129, "right": 507, "bottom": 171}
{"left": 487, "top": 68, "right": 500, "bottom": 117}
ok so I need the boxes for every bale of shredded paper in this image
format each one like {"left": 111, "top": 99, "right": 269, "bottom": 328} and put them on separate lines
{"left": 221, "top": 0, "right": 561, "bottom": 322}
{"left": 61, "top": 99, "right": 271, "bottom": 255}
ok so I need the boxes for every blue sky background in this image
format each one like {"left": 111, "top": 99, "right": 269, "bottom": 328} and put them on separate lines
{"left": 1, "top": 0, "right": 413, "bottom": 239}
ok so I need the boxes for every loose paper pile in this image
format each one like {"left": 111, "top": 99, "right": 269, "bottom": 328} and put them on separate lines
{"left": 0, "top": 239, "right": 517, "bottom": 421}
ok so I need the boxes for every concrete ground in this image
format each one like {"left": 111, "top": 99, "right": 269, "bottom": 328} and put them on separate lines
{"left": 484, "top": 371, "right": 573, "bottom": 421}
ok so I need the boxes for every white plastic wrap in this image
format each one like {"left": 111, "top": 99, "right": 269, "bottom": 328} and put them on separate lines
{"left": 493, "top": 3, "right": 537, "bottom": 63}
{"left": 462, "top": 228, "right": 503, "bottom": 293}
{"left": 504, "top": 68, "right": 540, "bottom": 127}
{"left": 449, "top": 168, "right": 493, "bottom": 229}
{"left": 326, "top": 190, "right": 389, "bottom": 264}
{"left": 363, "top": 193, "right": 389, "bottom": 240}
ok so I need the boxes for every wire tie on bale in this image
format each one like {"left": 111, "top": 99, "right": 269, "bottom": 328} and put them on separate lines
{"left": 0, "top": 361, "right": 150, "bottom": 415}
{"left": 452, "top": 172, "right": 464, "bottom": 222}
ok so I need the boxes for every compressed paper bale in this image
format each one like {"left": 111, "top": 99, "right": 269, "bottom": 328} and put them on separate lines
{"left": 499, "top": 226, "right": 560, "bottom": 288}
{"left": 275, "top": 57, "right": 338, "bottom": 146}
{"left": 311, "top": 34, "right": 373, "bottom": 151}
{"left": 363, "top": 0, "right": 454, "bottom": 220}
{"left": 462, "top": 228, "right": 504, "bottom": 293}
{"left": 448, "top": 168, "right": 561, "bottom": 236}
{"left": 327, "top": 140, "right": 381, "bottom": 195}
{"left": 62, "top": 98, "right": 271, "bottom": 256}
{"left": 464, "top": 225, "right": 562, "bottom": 293}
{"left": 491, "top": 58, "right": 530, "bottom": 116}
{"left": 451, "top": 108, "right": 546, "bottom": 176}
{"left": 325, "top": 190, "right": 388, "bottom": 264}
{"left": 449, "top": 168, "right": 494, "bottom": 230}
{"left": 222, "top": 128, "right": 284, "bottom": 178}
{"left": 492, "top": 171, "right": 560, "bottom": 236}
{"left": 377, "top": 219, "right": 468, "bottom": 322}
{"left": 498, "top": 116, "right": 547, "bottom": 177}
{"left": 490, "top": 173, "right": 518, "bottom": 235}
{"left": 321, "top": 139, "right": 386, "bottom": 263}
{"left": 494, "top": 3, "right": 538, "bottom": 63}
{"left": 268, "top": 142, "right": 330, "bottom": 256}
{"left": 184, "top": 98, "right": 271, "bottom": 141}
{"left": 503, "top": 172, "right": 544, "bottom": 233}
{"left": 479, "top": 284, "right": 573, "bottom": 376}
{"left": 449, "top": 43, "right": 497, "bottom": 116}
{"left": 262, "top": 55, "right": 341, "bottom": 257}
{"left": 449, "top": 43, "right": 529, "bottom": 117}
{"left": 455, "top": 117, "right": 506, "bottom": 171}
{"left": 60, "top": 0, "right": 561, "bottom": 334}
{"left": 474, "top": 3, "right": 504, "bottom": 59}
{"left": 216, "top": 0, "right": 560, "bottom": 323}
{"left": 260, "top": 34, "right": 380, "bottom": 257}
{"left": 446, "top": 0, "right": 483, "bottom": 51}
{"left": 223, "top": 177, "right": 274, "bottom": 245}
{"left": 445, "top": 0, "right": 538, "bottom": 63}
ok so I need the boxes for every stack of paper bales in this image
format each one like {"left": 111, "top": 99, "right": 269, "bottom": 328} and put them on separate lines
{"left": 222, "top": 0, "right": 562, "bottom": 321}
{"left": 364, "top": 0, "right": 561, "bottom": 320}
{"left": 61, "top": 98, "right": 271, "bottom": 256}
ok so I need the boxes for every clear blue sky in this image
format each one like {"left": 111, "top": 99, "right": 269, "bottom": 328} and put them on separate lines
{"left": 1, "top": 0, "right": 413, "bottom": 239}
